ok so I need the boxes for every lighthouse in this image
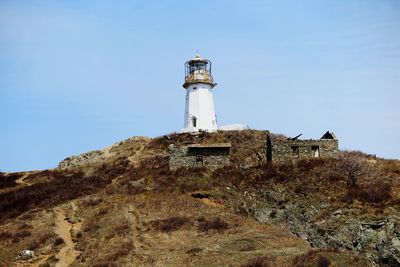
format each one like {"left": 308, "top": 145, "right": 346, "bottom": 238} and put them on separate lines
{"left": 182, "top": 54, "right": 218, "bottom": 132}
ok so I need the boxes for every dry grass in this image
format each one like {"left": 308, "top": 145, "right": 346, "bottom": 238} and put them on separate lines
{"left": 1, "top": 131, "right": 397, "bottom": 266}
{"left": 0, "top": 172, "right": 21, "bottom": 189}
{"left": 27, "top": 230, "right": 57, "bottom": 250}
{"left": 241, "top": 255, "right": 277, "bottom": 267}
{"left": 291, "top": 249, "right": 370, "bottom": 267}
{"left": 197, "top": 216, "right": 229, "bottom": 233}
{"left": 0, "top": 170, "right": 114, "bottom": 223}
{"left": 150, "top": 216, "right": 191, "bottom": 232}
{"left": 53, "top": 237, "right": 65, "bottom": 246}
{"left": 345, "top": 181, "right": 392, "bottom": 204}
{"left": 104, "top": 240, "right": 134, "bottom": 261}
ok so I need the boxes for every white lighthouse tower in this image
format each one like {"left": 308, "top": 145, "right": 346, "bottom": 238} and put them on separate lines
{"left": 182, "top": 54, "right": 217, "bottom": 132}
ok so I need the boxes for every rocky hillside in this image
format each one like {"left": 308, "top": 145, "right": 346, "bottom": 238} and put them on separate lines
{"left": 0, "top": 130, "right": 399, "bottom": 266}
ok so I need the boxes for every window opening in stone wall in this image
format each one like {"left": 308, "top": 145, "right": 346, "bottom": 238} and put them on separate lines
{"left": 192, "top": 116, "right": 197, "bottom": 127}
{"left": 311, "top": 146, "right": 320, "bottom": 158}
{"left": 291, "top": 146, "right": 299, "bottom": 158}
{"left": 196, "top": 155, "right": 204, "bottom": 166}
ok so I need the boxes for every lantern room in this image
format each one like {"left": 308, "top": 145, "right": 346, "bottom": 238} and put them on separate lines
{"left": 183, "top": 54, "right": 216, "bottom": 89}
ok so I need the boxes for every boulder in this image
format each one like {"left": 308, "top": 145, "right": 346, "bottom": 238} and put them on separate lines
{"left": 16, "top": 250, "right": 35, "bottom": 260}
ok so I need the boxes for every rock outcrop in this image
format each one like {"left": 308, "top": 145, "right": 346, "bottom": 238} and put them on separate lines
{"left": 253, "top": 189, "right": 400, "bottom": 266}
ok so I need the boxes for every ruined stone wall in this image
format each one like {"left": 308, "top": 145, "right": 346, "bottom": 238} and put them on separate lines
{"left": 167, "top": 131, "right": 339, "bottom": 170}
{"left": 270, "top": 137, "right": 339, "bottom": 164}
{"left": 169, "top": 145, "right": 230, "bottom": 170}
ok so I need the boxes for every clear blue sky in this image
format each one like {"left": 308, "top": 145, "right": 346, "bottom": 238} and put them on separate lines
{"left": 1, "top": 1, "right": 399, "bottom": 172}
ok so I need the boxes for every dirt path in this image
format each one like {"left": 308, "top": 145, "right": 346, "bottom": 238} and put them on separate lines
{"left": 54, "top": 209, "right": 80, "bottom": 267}
{"left": 127, "top": 205, "right": 151, "bottom": 261}
{"left": 15, "top": 173, "right": 32, "bottom": 186}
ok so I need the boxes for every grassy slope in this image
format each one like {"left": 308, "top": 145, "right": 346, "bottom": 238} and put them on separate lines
{"left": 1, "top": 130, "right": 398, "bottom": 266}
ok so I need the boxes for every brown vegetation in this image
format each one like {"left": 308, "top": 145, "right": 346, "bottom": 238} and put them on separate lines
{"left": 317, "top": 255, "right": 331, "bottom": 267}
{"left": 241, "top": 255, "right": 276, "bottom": 267}
{"left": 0, "top": 173, "right": 21, "bottom": 189}
{"left": 338, "top": 151, "right": 369, "bottom": 188}
{"left": 54, "top": 237, "right": 65, "bottom": 246}
{"left": 27, "top": 230, "right": 57, "bottom": 250}
{"left": 150, "top": 216, "right": 191, "bottom": 232}
{"left": 197, "top": 217, "right": 229, "bottom": 233}
{"left": 0, "top": 170, "right": 113, "bottom": 223}
{"left": 1, "top": 131, "right": 398, "bottom": 266}
{"left": 345, "top": 181, "right": 392, "bottom": 204}
{"left": 104, "top": 240, "right": 134, "bottom": 261}
{"left": 292, "top": 249, "right": 335, "bottom": 266}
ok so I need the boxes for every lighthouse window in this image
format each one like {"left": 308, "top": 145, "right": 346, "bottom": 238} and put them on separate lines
{"left": 192, "top": 116, "right": 197, "bottom": 127}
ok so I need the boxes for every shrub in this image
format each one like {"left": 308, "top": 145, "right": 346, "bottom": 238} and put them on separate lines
{"left": 198, "top": 217, "right": 229, "bottom": 233}
{"left": 11, "top": 229, "right": 31, "bottom": 243}
{"left": 96, "top": 206, "right": 109, "bottom": 217}
{"left": 381, "top": 160, "right": 400, "bottom": 175}
{"left": 317, "top": 255, "right": 331, "bottom": 267}
{"left": 358, "top": 182, "right": 392, "bottom": 203}
{"left": 80, "top": 196, "right": 103, "bottom": 208}
{"left": 150, "top": 217, "right": 191, "bottom": 232}
{"left": 113, "top": 221, "right": 131, "bottom": 237}
{"left": 212, "top": 166, "right": 247, "bottom": 187}
{"left": 96, "top": 158, "right": 130, "bottom": 180}
{"left": 18, "top": 222, "right": 32, "bottom": 230}
{"left": 241, "top": 255, "right": 276, "bottom": 267}
{"left": 344, "top": 181, "right": 392, "bottom": 204}
{"left": 105, "top": 240, "right": 134, "bottom": 261}
{"left": 27, "top": 231, "right": 56, "bottom": 250}
{"left": 261, "top": 164, "right": 280, "bottom": 180}
{"left": 93, "top": 263, "right": 118, "bottom": 267}
{"left": 297, "top": 158, "right": 327, "bottom": 171}
{"left": 0, "top": 170, "right": 113, "bottom": 223}
{"left": 338, "top": 152, "right": 368, "bottom": 188}
{"left": 54, "top": 237, "right": 65, "bottom": 245}
{"left": 293, "top": 249, "right": 337, "bottom": 266}
{"left": 294, "top": 183, "right": 308, "bottom": 196}
{"left": 0, "top": 173, "right": 20, "bottom": 189}
{"left": 324, "top": 170, "right": 341, "bottom": 182}
{"left": 0, "top": 231, "right": 13, "bottom": 241}
{"left": 186, "top": 247, "right": 202, "bottom": 254}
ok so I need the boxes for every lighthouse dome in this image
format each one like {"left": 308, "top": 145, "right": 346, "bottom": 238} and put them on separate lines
{"left": 190, "top": 53, "right": 208, "bottom": 62}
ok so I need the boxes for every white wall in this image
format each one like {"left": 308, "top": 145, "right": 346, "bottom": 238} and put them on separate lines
{"left": 183, "top": 83, "right": 217, "bottom": 132}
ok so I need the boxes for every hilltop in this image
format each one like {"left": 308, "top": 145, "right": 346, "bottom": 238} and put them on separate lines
{"left": 1, "top": 130, "right": 399, "bottom": 266}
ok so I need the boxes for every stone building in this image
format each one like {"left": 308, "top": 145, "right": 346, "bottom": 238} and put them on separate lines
{"left": 267, "top": 131, "right": 339, "bottom": 164}
{"left": 169, "top": 143, "right": 231, "bottom": 170}
{"left": 168, "top": 130, "right": 339, "bottom": 170}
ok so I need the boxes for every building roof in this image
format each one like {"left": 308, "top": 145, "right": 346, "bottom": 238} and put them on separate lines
{"left": 321, "top": 131, "right": 337, "bottom": 140}
{"left": 187, "top": 143, "right": 232, "bottom": 148}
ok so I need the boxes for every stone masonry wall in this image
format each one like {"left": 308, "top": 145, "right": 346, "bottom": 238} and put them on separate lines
{"left": 168, "top": 131, "right": 339, "bottom": 170}
{"left": 169, "top": 145, "right": 230, "bottom": 170}
{"left": 270, "top": 137, "right": 339, "bottom": 164}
